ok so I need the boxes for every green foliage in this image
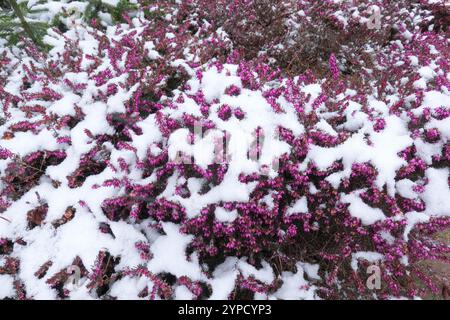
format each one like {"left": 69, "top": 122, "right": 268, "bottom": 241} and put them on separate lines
{"left": 0, "top": 1, "right": 48, "bottom": 47}
{"left": 141, "top": 1, "right": 166, "bottom": 21}
{"left": 84, "top": 0, "right": 138, "bottom": 24}
{"left": 0, "top": 0, "right": 141, "bottom": 48}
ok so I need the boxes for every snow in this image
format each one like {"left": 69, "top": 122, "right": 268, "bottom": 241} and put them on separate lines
{"left": 315, "top": 119, "right": 338, "bottom": 136}
{"left": 109, "top": 276, "right": 149, "bottom": 300}
{"left": 208, "top": 257, "right": 239, "bottom": 300}
{"left": 286, "top": 196, "right": 308, "bottom": 215}
{"left": 413, "top": 78, "right": 427, "bottom": 89}
{"left": 71, "top": 102, "right": 114, "bottom": 153}
{"left": 107, "top": 84, "right": 140, "bottom": 114}
{"left": 146, "top": 223, "right": 203, "bottom": 280}
{"left": 0, "top": 275, "right": 14, "bottom": 299}
{"left": 48, "top": 92, "right": 80, "bottom": 117}
{"left": 132, "top": 115, "right": 163, "bottom": 160}
{"left": 0, "top": 129, "right": 60, "bottom": 157}
{"left": 404, "top": 211, "right": 430, "bottom": 241}
{"left": 144, "top": 41, "right": 161, "bottom": 60}
{"left": 0, "top": 0, "right": 449, "bottom": 301}
{"left": 409, "top": 56, "right": 419, "bottom": 66}
{"left": 422, "top": 168, "right": 450, "bottom": 217}
{"left": 414, "top": 138, "right": 443, "bottom": 164}
{"left": 102, "top": 0, "right": 120, "bottom": 6}
{"left": 198, "top": 65, "right": 242, "bottom": 103}
{"left": 214, "top": 207, "right": 238, "bottom": 223}
{"left": 369, "top": 99, "right": 389, "bottom": 115}
{"left": 419, "top": 90, "right": 450, "bottom": 112}
{"left": 427, "top": 117, "right": 450, "bottom": 141}
{"left": 351, "top": 252, "right": 384, "bottom": 271}
{"left": 298, "top": 262, "right": 321, "bottom": 281}
{"left": 396, "top": 179, "right": 417, "bottom": 199}
{"left": 308, "top": 115, "right": 412, "bottom": 196}
{"left": 341, "top": 192, "right": 385, "bottom": 226}
{"left": 175, "top": 285, "right": 195, "bottom": 300}
{"left": 160, "top": 64, "right": 307, "bottom": 218}
{"left": 418, "top": 66, "right": 436, "bottom": 80}
{"left": 271, "top": 263, "right": 317, "bottom": 300}
{"left": 237, "top": 259, "right": 274, "bottom": 283}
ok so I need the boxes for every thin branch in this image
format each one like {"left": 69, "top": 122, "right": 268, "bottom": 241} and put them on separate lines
{"left": 0, "top": 215, "right": 11, "bottom": 223}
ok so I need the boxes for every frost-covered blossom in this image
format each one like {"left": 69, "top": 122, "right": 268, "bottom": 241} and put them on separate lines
{"left": 0, "top": 0, "right": 449, "bottom": 300}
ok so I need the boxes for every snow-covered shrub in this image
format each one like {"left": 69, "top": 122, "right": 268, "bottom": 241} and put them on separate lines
{"left": 192, "top": 0, "right": 420, "bottom": 79}
{"left": 0, "top": 0, "right": 449, "bottom": 300}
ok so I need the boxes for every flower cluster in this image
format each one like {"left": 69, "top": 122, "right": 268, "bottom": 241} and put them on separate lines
{"left": 0, "top": 0, "right": 449, "bottom": 300}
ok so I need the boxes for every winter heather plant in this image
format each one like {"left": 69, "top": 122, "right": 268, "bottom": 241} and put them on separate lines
{"left": 0, "top": 0, "right": 449, "bottom": 300}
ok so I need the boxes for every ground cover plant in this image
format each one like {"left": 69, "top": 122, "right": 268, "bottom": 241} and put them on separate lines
{"left": 0, "top": 0, "right": 449, "bottom": 300}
